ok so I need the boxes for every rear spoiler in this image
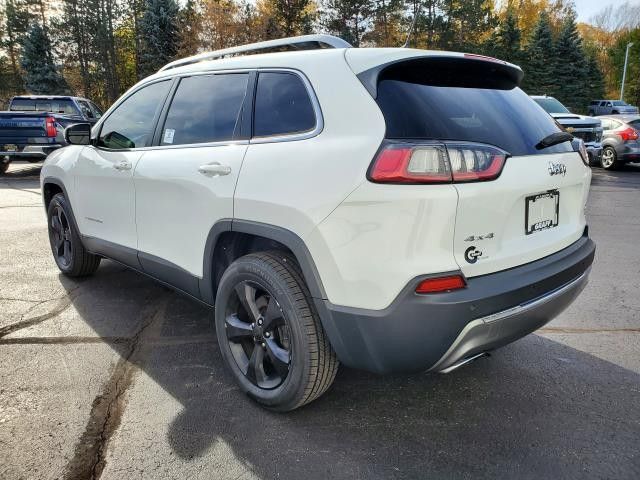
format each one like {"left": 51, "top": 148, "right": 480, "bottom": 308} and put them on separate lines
{"left": 357, "top": 54, "right": 524, "bottom": 99}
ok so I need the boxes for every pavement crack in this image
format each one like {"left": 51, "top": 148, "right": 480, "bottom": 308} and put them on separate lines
{"left": 62, "top": 297, "right": 168, "bottom": 480}
{"left": 0, "top": 290, "right": 79, "bottom": 338}
{"left": 539, "top": 326, "right": 640, "bottom": 334}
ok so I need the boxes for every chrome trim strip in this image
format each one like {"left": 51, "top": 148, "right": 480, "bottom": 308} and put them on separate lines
{"left": 429, "top": 268, "right": 590, "bottom": 372}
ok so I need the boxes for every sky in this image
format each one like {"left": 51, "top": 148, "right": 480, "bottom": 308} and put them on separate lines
{"left": 574, "top": 0, "right": 639, "bottom": 23}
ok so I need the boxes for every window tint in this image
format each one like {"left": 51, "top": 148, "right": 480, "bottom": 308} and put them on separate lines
{"left": 628, "top": 119, "right": 640, "bottom": 130}
{"left": 253, "top": 72, "right": 315, "bottom": 137}
{"left": 533, "top": 97, "right": 569, "bottom": 114}
{"left": 99, "top": 80, "right": 171, "bottom": 149}
{"left": 161, "top": 73, "right": 248, "bottom": 145}
{"left": 10, "top": 99, "right": 35, "bottom": 111}
{"left": 10, "top": 98, "right": 79, "bottom": 115}
{"left": 376, "top": 77, "right": 572, "bottom": 156}
{"left": 88, "top": 102, "right": 103, "bottom": 118}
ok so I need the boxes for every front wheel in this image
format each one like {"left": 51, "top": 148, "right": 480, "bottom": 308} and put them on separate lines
{"left": 600, "top": 146, "right": 619, "bottom": 170}
{"left": 47, "top": 193, "right": 101, "bottom": 276}
{"left": 215, "top": 251, "right": 338, "bottom": 411}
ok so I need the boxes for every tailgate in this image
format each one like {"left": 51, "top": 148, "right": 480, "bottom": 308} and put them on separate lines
{"left": 453, "top": 152, "right": 590, "bottom": 277}
{"left": 0, "top": 113, "right": 48, "bottom": 142}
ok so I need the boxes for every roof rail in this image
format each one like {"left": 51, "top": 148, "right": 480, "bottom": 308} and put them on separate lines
{"left": 159, "top": 34, "right": 353, "bottom": 72}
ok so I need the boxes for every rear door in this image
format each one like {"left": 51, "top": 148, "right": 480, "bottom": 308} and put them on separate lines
{"left": 133, "top": 71, "right": 251, "bottom": 290}
{"left": 374, "top": 57, "right": 591, "bottom": 278}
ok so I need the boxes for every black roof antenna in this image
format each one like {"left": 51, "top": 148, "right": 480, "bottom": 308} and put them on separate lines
{"left": 403, "top": 5, "right": 422, "bottom": 48}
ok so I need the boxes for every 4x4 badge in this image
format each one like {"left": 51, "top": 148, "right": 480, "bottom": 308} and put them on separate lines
{"left": 464, "top": 233, "right": 494, "bottom": 242}
{"left": 464, "top": 246, "right": 483, "bottom": 264}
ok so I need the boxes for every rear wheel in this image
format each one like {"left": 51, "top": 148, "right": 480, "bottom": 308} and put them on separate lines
{"left": 47, "top": 193, "right": 101, "bottom": 276}
{"left": 215, "top": 251, "right": 338, "bottom": 411}
{"left": 600, "top": 146, "right": 619, "bottom": 170}
{"left": 0, "top": 162, "right": 8, "bottom": 174}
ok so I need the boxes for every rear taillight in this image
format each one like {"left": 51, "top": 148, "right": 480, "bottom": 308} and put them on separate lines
{"left": 369, "top": 141, "right": 508, "bottom": 184}
{"left": 45, "top": 117, "right": 57, "bottom": 137}
{"left": 415, "top": 275, "right": 466, "bottom": 294}
{"left": 619, "top": 127, "right": 639, "bottom": 142}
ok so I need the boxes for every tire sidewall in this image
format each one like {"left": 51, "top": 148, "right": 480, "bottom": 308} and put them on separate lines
{"left": 214, "top": 256, "right": 312, "bottom": 409}
{"left": 47, "top": 194, "right": 80, "bottom": 274}
{"left": 601, "top": 147, "right": 617, "bottom": 169}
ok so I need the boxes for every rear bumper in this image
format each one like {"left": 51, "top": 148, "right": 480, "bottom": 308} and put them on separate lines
{"left": 585, "top": 143, "right": 602, "bottom": 163}
{"left": 318, "top": 233, "right": 595, "bottom": 374}
{"left": 1, "top": 145, "right": 62, "bottom": 160}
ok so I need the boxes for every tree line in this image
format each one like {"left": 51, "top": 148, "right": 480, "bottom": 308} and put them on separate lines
{"left": 0, "top": 0, "right": 638, "bottom": 113}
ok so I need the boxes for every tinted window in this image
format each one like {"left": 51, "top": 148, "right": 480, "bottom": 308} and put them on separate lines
{"left": 10, "top": 98, "right": 79, "bottom": 115}
{"left": 161, "top": 74, "right": 248, "bottom": 145}
{"left": 88, "top": 102, "right": 103, "bottom": 118}
{"left": 99, "top": 80, "right": 171, "bottom": 149}
{"left": 253, "top": 72, "right": 315, "bottom": 137}
{"left": 377, "top": 76, "right": 572, "bottom": 156}
{"left": 628, "top": 119, "right": 640, "bottom": 130}
{"left": 10, "top": 99, "right": 35, "bottom": 111}
{"left": 77, "top": 100, "right": 95, "bottom": 119}
{"left": 613, "top": 101, "right": 626, "bottom": 106}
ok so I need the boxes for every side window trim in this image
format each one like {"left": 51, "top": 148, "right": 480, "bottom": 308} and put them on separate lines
{"left": 95, "top": 77, "right": 176, "bottom": 151}
{"left": 249, "top": 68, "right": 324, "bottom": 145}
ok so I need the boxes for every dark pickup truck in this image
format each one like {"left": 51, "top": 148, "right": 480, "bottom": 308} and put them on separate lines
{"left": 0, "top": 95, "right": 102, "bottom": 173}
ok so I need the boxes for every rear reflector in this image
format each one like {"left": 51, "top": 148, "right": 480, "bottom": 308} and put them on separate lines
{"left": 369, "top": 141, "right": 508, "bottom": 184}
{"left": 45, "top": 117, "right": 56, "bottom": 137}
{"left": 415, "top": 275, "right": 466, "bottom": 294}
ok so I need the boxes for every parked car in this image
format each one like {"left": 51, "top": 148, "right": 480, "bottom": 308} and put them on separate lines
{"left": 41, "top": 35, "right": 595, "bottom": 411}
{"left": 597, "top": 115, "right": 640, "bottom": 169}
{"left": 589, "top": 99, "right": 639, "bottom": 116}
{"left": 0, "top": 95, "right": 102, "bottom": 173}
{"left": 531, "top": 95, "right": 603, "bottom": 165}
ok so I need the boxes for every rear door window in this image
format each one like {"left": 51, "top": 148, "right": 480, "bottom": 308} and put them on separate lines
{"left": 375, "top": 60, "right": 572, "bottom": 156}
{"left": 253, "top": 72, "right": 316, "bottom": 137}
{"left": 10, "top": 99, "right": 35, "bottom": 111}
{"left": 161, "top": 73, "right": 249, "bottom": 145}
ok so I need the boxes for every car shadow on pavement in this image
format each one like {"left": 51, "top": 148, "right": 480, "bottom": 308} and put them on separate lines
{"left": 58, "top": 261, "right": 640, "bottom": 479}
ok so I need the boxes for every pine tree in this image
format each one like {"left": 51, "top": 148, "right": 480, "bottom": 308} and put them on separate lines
{"left": 494, "top": 8, "right": 521, "bottom": 64}
{"left": 521, "top": 11, "right": 555, "bottom": 95}
{"left": 584, "top": 48, "right": 605, "bottom": 109}
{"left": 321, "top": 0, "right": 376, "bottom": 46}
{"left": 177, "top": 0, "right": 202, "bottom": 57}
{"left": 553, "top": 12, "right": 589, "bottom": 112}
{"left": 267, "top": 0, "right": 315, "bottom": 37}
{"left": 139, "top": 0, "right": 179, "bottom": 77}
{"left": 20, "top": 23, "right": 69, "bottom": 94}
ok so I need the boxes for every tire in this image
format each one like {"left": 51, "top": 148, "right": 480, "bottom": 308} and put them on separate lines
{"left": 600, "top": 146, "right": 619, "bottom": 170}
{"left": 0, "top": 162, "right": 8, "bottom": 174}
{"left": 588, "top": 111, "right": 595, "bottom": 116}
{"left": 47, "top": 193, "right": 101, "bottom": 276}
{"left": 215, "top": 251, "right": 338, "bottom": 411}
{"left": 612, "top": 110, "right": 619, "bottom": 114}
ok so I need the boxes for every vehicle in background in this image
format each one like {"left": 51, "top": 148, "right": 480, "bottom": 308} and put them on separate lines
{"left": 532, "top": 95, "right": 603, "bottom": 165}
{"left": 0, "top": 95, "right": 102, "bottom": 174}
{"left": 597, "top": 115, "right": 640, "bottom": 170}
{"left": 588, "top": 100, "right": 639, "bottom": 116}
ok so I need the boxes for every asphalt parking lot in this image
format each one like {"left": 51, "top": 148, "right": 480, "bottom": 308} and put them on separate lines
{"left": 1, "top": 161, "right": 639, "bottom": 480}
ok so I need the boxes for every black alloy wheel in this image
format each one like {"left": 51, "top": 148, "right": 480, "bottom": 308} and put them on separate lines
{"left": 224, "top": 280, "right": 291, "bottom": 389}
{"left": 49, "top": 203, "right": 73, "bottom": 269}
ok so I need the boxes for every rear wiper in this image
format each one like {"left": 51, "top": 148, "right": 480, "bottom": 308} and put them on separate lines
{"left": 535, "top": 131, "right": 574, "bottom": 150}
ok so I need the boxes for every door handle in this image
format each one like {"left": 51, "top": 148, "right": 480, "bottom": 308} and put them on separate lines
{"left": 113, "top": 161, "right": 132, "bottom": 171}
{"left": 198, "top": 163, "right": 232, "bottom": 177}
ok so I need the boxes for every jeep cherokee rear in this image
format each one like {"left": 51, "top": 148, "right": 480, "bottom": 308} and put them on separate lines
{"left": 41, "top": 35, "right": 595, "bottom": 411}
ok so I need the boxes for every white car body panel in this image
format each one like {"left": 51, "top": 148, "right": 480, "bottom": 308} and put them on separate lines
{"left": 134, "top": 143, "right": 248, "bottom": 276}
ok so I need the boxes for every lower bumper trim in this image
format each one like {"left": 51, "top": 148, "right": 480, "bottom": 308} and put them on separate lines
{"left": 429, "top": 268, "right": 590, "bottom": 373}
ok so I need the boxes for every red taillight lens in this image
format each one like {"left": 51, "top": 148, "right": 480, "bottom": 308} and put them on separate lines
{"left": 619, "top": 127, "right": 639, "bottom": 141}
{"left": 415, "top": 275, "right": 466, "bottom": 294}
{"left": 369, "top": 142, "right": 508, "bottom": 184}
{"left": 45, "top": 117, "right": 57, "bottom": 137}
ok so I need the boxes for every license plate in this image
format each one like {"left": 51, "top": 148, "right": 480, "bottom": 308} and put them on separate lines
{"left": 525, "top": 190, "right": 559, "bottom": 235}
{"left": 2, "top": 144, "right": 17, "bottom": 152}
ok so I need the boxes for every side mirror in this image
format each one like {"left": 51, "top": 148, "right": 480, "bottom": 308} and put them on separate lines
{"left": 64, "top": 123, "right": 92, "bottom": 145}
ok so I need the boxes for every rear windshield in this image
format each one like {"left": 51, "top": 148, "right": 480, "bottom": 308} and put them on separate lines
{"left": 376, "top": 62, "right": 572, "bottom": 156}
{"left": 10, "top": 98, "right": 80, "bottom": 115}
{"left": 532, "top": 97, "right": 570, "bottom": 114}
{"left": 612, "top": 101, "right": 626, "bottom": 106}
{"left": 629, "top": 119, "right": 640, "bottom": 129}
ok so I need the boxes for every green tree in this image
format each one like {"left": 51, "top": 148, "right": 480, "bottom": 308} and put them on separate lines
{"left": 553, "top": 12, "right": 589, "bottom": 112}
{"left": 521, "top": 11, "right": 555, "bottom": 95}
{"left": 20, "top": 23, "right": 69, "bottom": 94}
{"left": 139, "top": 0, "right": 180, "bottom": 77}
{"left": 584, "top": 48, "right": 605, "bottom": 104}
{"left": 267, "top": 0, "right": 315, "bottom": 37}
{"left": 492, "top": 8, "right": 521, "bottom": 63}
{"left": 321, "top": 0, "right": 375, "bottom": 46}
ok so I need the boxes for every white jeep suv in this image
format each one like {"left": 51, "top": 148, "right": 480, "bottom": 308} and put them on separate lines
{"left": 41, "top": 35, "right": 595, "bottom": 411}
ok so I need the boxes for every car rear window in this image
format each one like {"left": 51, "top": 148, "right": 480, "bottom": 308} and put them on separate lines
{"left": 376, "top": 61, "right": 572, "bottom": 156}
{"left": 10, "top": 98, "right": 79, "bottom": 115}
{"left": 253, "top": 72, "right": 315, "bottom": 137}
{"left": 628, "top": 119, "right": 640, "bottom": 129}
